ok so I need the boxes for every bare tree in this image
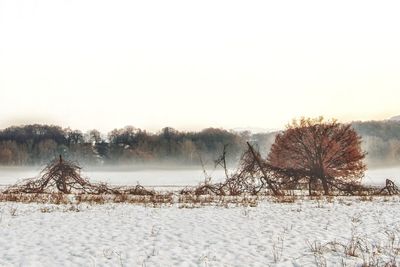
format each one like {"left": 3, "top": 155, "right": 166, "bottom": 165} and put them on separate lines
{"left": 4, "top": 155, "right": 98, "bottom": 194}
{"left": 184, "top": 143, "right": 281, "bottom": 196}
{"left": 268, "top": 117, "right": 366, "bottom": 195}
{"left": 4, "top": 155, "right": 154, "bottom": 195}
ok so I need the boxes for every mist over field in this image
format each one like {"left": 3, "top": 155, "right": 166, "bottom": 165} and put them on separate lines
{"left": 1, "top": 164, "right": 399, "bottom": 189}
{"left": 0, "top": 119, "right": 400, "bottom": 187}
{"left": 1, "top": 119, "right": 400, "bottom": 167}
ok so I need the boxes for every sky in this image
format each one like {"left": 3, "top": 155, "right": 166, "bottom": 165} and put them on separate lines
{"left": 1, "top": 0, "right": 400, "bottom": 133}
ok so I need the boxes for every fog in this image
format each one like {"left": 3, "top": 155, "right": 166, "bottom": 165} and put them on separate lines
{"left": 0, "top": 165, "right": 228, "bottom": 188}
{"left": 0, "top": 164, "right": 399, "bottom": 188}
{"left": 363, "top": 167, "right": 400, "bottom": 186}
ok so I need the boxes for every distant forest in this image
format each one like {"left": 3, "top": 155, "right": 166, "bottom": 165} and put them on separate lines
{"left": 0, "top": 121, "right": 399, "bottom": 167}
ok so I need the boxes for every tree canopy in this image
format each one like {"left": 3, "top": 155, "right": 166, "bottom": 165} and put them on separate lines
{"left": 268, "top": 117, "right": 366, "bottom": 195}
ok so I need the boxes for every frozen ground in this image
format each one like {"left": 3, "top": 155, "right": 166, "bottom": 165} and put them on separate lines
{"left": 1, "top": 197, "right": 400, "bottom": 266}
{"left": 0, "top": 167, "right": 227, "bottom": 187}
{"left": 0, "top": 166, "right": 399, "bottom": 187}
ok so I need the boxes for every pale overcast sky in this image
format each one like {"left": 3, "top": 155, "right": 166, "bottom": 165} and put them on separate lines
{"left": 1, "top": 0, "right": 400, "bottom": 132}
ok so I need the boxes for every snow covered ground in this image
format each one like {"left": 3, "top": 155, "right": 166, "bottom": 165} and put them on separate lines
{"left": 0, "top": 166, "right": 399, "bottom": 187}
{"left": 0, "top": 167, "right": 227, "bottom": 187}
{"left": 1, "top": 197, "right": 400, "bottom": 266}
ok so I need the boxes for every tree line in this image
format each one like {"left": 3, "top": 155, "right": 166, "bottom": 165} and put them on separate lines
{"left": 352, "top": 120, "right": 400, "bottom": 166}
{"left": 0, "top": 120, "right": 399, "bottom": 166}
{"left": 0, "top": 124, "right": 274, "bottom": 166}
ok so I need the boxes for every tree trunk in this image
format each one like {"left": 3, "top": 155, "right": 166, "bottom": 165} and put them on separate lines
{"left": 320, "top": 176, "right": 330, "bottom": 195}
{"left": 246, "top": 142, "right": 280, "bottom": 196}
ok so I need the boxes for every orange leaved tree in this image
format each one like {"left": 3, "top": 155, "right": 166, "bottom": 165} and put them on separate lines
{"left": 268, "top": 117, "right": 366, "bottom": 195}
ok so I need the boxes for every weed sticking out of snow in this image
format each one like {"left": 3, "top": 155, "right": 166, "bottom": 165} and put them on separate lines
{"left": 306, "top": 210, "right": 400, "bottom": 266}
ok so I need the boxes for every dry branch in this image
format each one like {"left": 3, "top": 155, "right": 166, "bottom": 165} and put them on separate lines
{"left": 379, "top": 179, "right": 400, "bottom": 195}
{"left": 3, "top": 155, "right": 154, "bottom": 195}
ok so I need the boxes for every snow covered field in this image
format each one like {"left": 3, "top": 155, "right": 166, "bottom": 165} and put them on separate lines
{"left": 0, "top": 166, "right": 399, "bottom": 187}
{"left": 1, "top": 197, "right": 400, "bottom": 266}
{"left": 1, "top": 167, "right": 400, "bottom": 266}
{"left": 0, "top": 167, "right": 227, "bottom": 187}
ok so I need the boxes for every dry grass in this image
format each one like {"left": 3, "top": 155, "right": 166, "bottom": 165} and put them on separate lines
{"left": 307, "top": 216, "right": 400, "bottom": 267}
{"left": 0, "top": 188, "right": 399, "bottom": 207}
{"left": 0, "top": 191, "right": 263, "bottom": 207}
{"left": 0, "top": 192, "right": 70, "bottom": 204}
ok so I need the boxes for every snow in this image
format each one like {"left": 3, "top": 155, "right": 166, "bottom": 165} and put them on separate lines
{"left": 364, "top": 167, "right": 400, "bottom": 186}
{"left": 1, "top": 197, "right": 400, "bottom": 266}
{"left": 0, "top": 167, "right": 228, "bottom": 187}
{"left": 1, "top": 166, "right": 400, "bottom": 188}
{"left": 85, "top": 169, "right": 227, "bottom": 186}
{"left": 1, "top": 166, "right": 400, "bottom": 265}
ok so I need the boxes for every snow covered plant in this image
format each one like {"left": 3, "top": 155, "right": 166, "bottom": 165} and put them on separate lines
{"left": 307, "top": 217, "right": 400, "bottom": 266}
